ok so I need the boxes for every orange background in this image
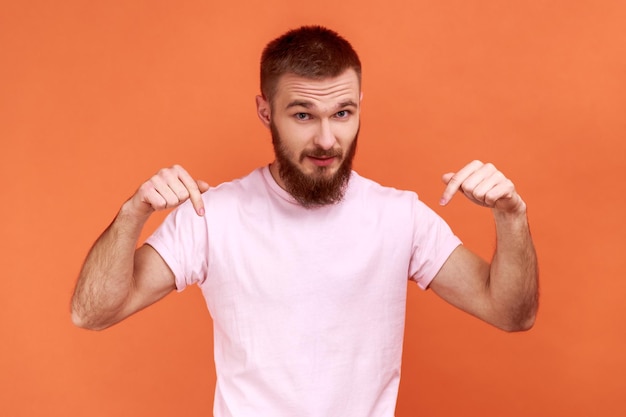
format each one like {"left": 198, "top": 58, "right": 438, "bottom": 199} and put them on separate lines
{"left": 1, "top": 1, "right": 625, "bottom": 416}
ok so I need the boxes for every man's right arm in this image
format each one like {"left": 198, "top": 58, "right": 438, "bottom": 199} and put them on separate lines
{"left": 70, "top": 165, "right": 209, "bottom": 330}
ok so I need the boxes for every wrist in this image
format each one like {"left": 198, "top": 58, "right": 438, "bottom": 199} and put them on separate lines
{"left": 492, "top": 200, "right": 528, "bottom": 228}
{"left": 119, "top": 198, "right": 153, "bottom": 223}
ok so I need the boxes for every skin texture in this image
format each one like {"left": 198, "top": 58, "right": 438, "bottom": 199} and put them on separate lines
{"left": 71, "top": 71, "right": 538, "bottom": 332}
{"left": 433, "top": 161, "right": 538, "bottom": 331}
{"left": 71, "top": 165, "right": 206, "bottom": 330}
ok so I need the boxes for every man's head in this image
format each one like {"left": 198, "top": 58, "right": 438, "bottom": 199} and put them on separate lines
{"left": 256, "top": 26, "right": 363, "bottom": 208}
{"left": 260, "top": 26, "right": 362, "bottom": 105}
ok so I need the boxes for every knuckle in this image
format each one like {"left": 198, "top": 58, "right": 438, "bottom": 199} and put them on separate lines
{"left": 185, "top": 182, "right": 195, "bottom": 192}
{"left": 156, "top": 168, "right": 171, "bottom": 180}
{"left": 154, "top": 200, "right": 167, "bottom": 210}
{"left": 484, "top": 189, "right": 497, "bottom": 203}
{"left": 139, "top": 182, "right": 156, "bottom": 196}
{"left": 178, "top": 189, "right": 190, "bottom": 201}
{"left": 448, "top": 175, "right": 461, "bottom": 186}
{"left": 472, "top": 187, "right": 485, "bottom": 198}
{"left": 503, "top": 179, "right": 515, "bottom": 193}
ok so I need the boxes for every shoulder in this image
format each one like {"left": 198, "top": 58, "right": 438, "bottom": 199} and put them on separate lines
{"left": 343, "top": 172, "right": 427, "bottom": 227}
{"left": 348, "top": 171, "right": 449, "bottom": 225}
{"left": 199, "top": 167, "right": 269, "bottom": 205}
{"left": 348, "top": 171, "right": 420, "bottom": 204}
{"left": 204, "top": 167, "right": 265, "bottom": 196}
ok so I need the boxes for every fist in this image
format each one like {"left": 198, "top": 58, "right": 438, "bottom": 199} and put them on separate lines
{"left": 440, "top": 160, "right": 525, "bottom": 214}
{"left": 132, "top": 165, "right": 209, "bottom": 217}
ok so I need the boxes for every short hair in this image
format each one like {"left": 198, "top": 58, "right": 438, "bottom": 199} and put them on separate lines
{"left": 260, "top": 25, "right": 362, "bottom": 102}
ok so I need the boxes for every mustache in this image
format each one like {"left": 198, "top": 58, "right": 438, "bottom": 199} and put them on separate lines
{"left": 300, "top": 147, "right": 343, "bottom": 161}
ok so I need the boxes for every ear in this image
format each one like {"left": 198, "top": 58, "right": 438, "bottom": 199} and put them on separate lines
{"left": 256, "top": 95, "right": 271, "bottom": 128}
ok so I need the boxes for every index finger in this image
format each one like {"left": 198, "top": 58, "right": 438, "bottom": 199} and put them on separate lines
{"left": 439, "top": 160, "right": 484, "bottom": 205}
{"left": 175, "top": 165, "right": 205, "bottom": 216}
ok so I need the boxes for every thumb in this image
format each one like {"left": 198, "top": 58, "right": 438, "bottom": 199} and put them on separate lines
{"left": 441, "top": 172, "right": 455, "bottom": 185}
{"left": 197, "top": 179, "right": 210, "bottom": 192}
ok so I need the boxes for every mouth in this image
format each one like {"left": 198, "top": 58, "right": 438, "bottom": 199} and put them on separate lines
{"left": 306, "top": 155, "right": 337, "bottom": 167}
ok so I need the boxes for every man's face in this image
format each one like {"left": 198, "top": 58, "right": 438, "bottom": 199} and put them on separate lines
{"left": 257, "top": 69, "right": 362, "bottom": 207}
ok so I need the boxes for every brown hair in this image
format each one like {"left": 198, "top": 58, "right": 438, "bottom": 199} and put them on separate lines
{"left": 260, "top": 25, "right": 362, "bottom": 102}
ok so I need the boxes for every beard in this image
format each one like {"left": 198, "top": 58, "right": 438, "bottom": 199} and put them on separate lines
{"left": 271, "top": 122, "right": 358, "bottom": 208}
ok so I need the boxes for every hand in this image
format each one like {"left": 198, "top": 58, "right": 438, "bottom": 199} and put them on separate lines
{"left": 129, "top": 165, "right": 210, "bottom": 217}
{"left": 439, "top": 160, "right": 525, "bottom": 214}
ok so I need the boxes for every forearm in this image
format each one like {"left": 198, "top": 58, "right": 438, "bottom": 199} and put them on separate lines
{"left": 71, "top": 201, "right": 151, "bottom": 330}
{"left": 488, "top": 204, "right": 539, "bottom": 331}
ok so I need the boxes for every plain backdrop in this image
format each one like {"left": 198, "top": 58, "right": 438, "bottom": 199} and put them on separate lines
{"left": 1, "top": 1, "right": 625, "bottom": 416}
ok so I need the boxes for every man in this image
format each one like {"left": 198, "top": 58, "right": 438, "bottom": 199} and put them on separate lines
{"left": 71, "top": 26, "right": 538, "bottom": 416}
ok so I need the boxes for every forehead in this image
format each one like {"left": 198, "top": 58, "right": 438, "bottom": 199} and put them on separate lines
{"left": 272, "top": 69, "right": 361, "bottom": 110}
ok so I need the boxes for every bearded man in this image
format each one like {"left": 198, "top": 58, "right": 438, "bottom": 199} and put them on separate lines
{"left": 71, "top": 26, "right": 538, "bottom": 417}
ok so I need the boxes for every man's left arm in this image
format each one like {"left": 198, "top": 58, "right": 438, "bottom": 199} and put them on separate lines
{"left": 428, "top": 160, "right": 539, "bottom": 332}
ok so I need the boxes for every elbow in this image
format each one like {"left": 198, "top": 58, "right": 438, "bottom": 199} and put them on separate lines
{"left": 500, "top": 315, "right": 536, "bottom": 332}
{"left": 519, "top": 311, "right": 537, "bottom": 331}
{"left": 494, "top": 290, "right": 539, "bottom": 332}
{"left": 498, "top": 308, "right": 537, "bottom": 333}
{"left": 70, "top": 306, "right": 111, "bottom": 331}
{"left": 71, "top": 309, "right": 96, "bottom": 330}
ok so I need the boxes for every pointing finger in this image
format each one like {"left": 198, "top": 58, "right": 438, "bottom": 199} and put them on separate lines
{"left": 174, "top": 166, "right": 206, "bottom": 216}
{"left": 439, "top": 160, "right": 484, "bottom": 206}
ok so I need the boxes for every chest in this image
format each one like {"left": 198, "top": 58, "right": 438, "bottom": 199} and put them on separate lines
{"left": 201, "top": 202, "right": 413, "bottom": 324}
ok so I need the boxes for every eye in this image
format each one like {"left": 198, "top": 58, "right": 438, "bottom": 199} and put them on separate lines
{"left": 335, "top": 110, "right": 350, "bottom": 118}
{"left": 294, "top": 112, "right": 310, "bottom": 121}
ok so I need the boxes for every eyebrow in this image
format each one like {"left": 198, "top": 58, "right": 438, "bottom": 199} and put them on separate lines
{"left": 285, "top": 100, "right": 359, "bottom": 111}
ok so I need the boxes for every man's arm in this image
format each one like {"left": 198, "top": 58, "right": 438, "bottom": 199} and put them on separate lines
{"left": 71, "top": 165, "right": 209, "bottom": 330}
{"left": 428, "top": 160, "right": 539, "bottom": 332}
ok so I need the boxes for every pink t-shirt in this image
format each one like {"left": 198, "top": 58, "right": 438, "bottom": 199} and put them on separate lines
{"left": 146, "top": 166, "right": 461, "bottom": 417}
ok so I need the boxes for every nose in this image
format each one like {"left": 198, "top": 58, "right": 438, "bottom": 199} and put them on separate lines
{"left": 313, "top": 119, "right": 337, "bottom": 150}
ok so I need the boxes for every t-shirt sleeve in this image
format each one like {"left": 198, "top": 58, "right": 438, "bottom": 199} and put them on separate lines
{"left": 408, "top": 194, "right": 462, "bottom": 290}
{"left": 144, "top": 200, "right": 210, "bottom": 292}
